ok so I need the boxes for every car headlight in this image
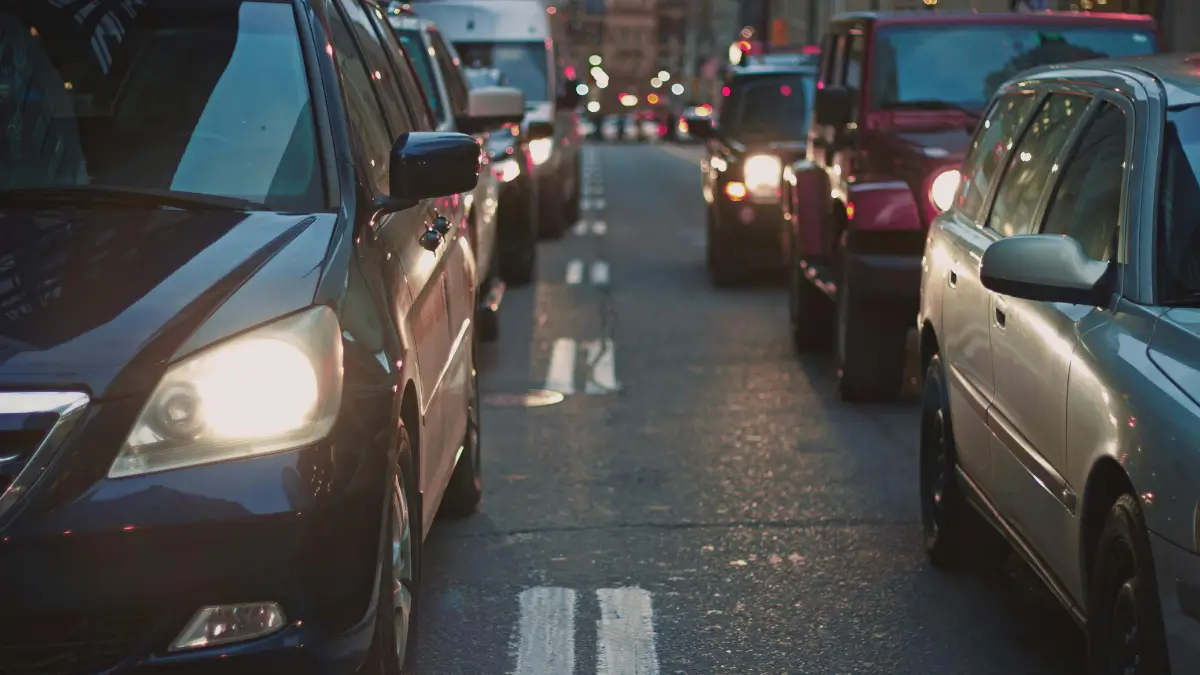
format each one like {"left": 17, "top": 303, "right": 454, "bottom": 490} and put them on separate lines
{"left": 528, "top": 137, "right": 553, "bottom": 165}
{"left": 108, "top": 306, "right": 344, "bottom": 478}
{"left": 743, "top": 154, "right": 782, "bottom": 200}
{"left": 929, "top": 169, "right": 961, "bottom": 212}
{"left": 493, "top": 157, "right": 521, "bottom": 183}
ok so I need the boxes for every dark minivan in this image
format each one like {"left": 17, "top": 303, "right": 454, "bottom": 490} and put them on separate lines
{"left": 0, "top": 0, "right": 516, "bottom": 673}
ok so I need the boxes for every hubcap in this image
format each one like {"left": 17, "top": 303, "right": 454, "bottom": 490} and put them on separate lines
{"left": 391, "top": 475, "right": 413, "bottom": 663}
{"left": 1110, "top": 580, "right": 1141, "bottom": 675}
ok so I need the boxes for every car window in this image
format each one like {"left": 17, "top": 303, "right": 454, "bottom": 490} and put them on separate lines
{"left": 724, "top": 73, "right": 814, "bottom": 141}
{"left": 957, "top": 93, "right": 1037, "bottom": 220}
{"left": 455, "top": 41, "right": 549, "bottom": 102}
{"left": 395, "top": 28, "right": 447, "bottom": 125}
{"left": 844, "top": 31, "right": 865, "bottom": 119}
{"left": 986, "top": 93, "right": 1089, "bottom": 237}
{"left": 326, "top": 0, "right": 393, "bottom": 193}
{"left": 335, "top": 0, "right": 413, "bottom": 136}
{"left": 429, "top": 30, "right": 470, "bottom": 116}
{"left": 0, "top": 1, "right": 325, "bottom": 212}
{"left": 828, "top": 33, "right": 847, "bottom": 87}
{"left": 1159, "top": 104, "right": 1200, "bottom": 298}
{"left": 1041, "top": 101, "right": 1127, "bottom": 262}
{"left": 363, "top": 4, "right": 435, "bottom": 131}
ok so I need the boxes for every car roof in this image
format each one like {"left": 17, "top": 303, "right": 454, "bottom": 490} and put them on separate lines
{"left": 1012, "top": 53, "right": 1200, "bottom": 108}
{"left": 832, "top": 10, "right": 1157, "bottom": 29}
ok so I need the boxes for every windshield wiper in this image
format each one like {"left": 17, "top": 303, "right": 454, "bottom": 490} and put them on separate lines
{"left": 0, "top": 186, "right": 269, "bottom": 211}
{"left": 883, "top": 100, "right": 982, "bottom": 118}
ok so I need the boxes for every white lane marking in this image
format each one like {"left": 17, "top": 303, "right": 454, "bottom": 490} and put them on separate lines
{"left": 591, "top": 221, "right": 607, "bottom": 236}
{"left": 596, "top": 587, "right": 660, "bottom": 675}
{"left": 581, "top": 199, "right": 593, "bottom": 211}
{"left": 572, "top": 220, "right": 588, "bottom": 236}
{"left": 545, "top": 339, "right": 577, "bottom": 395}
{"left": 583, "top": 339, "right": 619, "bottom": 394}
{"left": 583, "top": 198, "right": 606, "bottom": 211}
{"left": 566, "top": 260, "right": 584, "bottom": 285}
{"left": 515, "top": 587, "right": 577, "bottom": 675}
{"left": 590, "top": 260, "right": 609, "bottom": 285}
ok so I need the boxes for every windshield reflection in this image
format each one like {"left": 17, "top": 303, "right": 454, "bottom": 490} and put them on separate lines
{"left": 1160, "top": 105, "right": 1200, "bottom": 299}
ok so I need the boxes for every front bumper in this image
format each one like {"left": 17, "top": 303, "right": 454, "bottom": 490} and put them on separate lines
{"left": 712, "top": 197, "right": 785, "bottom": 263}
{"left": 1150, "top": 532, "right": 1200, "bottom": 673}
{"left": 844, "top": 252, "right": 922, "bottom": 305}
{"left": 0, "top": 397, "right": 388, "bottom": 675}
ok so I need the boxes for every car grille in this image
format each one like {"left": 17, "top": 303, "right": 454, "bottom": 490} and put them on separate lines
{"left": 0, "top": 611, "right": 156, "bottom": 675}
{"left": 0, "top": 392, "right": 90, "bottom": 524}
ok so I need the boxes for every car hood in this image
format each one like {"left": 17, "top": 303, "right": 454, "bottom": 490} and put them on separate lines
{"left": 0, "top": 208, "right": 335, "bottom": 398}
{"left": 890, "top": 127, "right": 974, "bottom": 162}
{"left": 1148, "top": 308, "right": 1200, "bottom": 408}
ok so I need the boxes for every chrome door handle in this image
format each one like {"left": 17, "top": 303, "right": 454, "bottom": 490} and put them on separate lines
{"left": 948, "top": 270, "right": 958, "bottom": 288}
{"left": 995, "top": 307, "right": 1006, "bottom": 328}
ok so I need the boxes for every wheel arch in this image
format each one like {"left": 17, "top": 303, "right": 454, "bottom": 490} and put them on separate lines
{"left": 919, "top": 320, "right": 939, "bottom": 384}
{"left": 1080, "top": 457, "right": 1136, "bottom": 592}
{"left": 400, "top": 380, "right": 421, "bottom": 499}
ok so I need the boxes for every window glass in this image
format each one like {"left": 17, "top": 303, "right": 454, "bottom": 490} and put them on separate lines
{"left": 335, "top": 0, "right": 411, "bottom": 136}
{"left": 326, "top": 1, "right": 392, "bottom": 193}
{"left": 0, "top": 1, "right": 324, "bottom": 211}
{"left": 828, "top": 34, "right": 847, "bottom": 86}
{"left": 1159, "top": 104, "right": 1200, "bottom": 298}
{"left": 1041, "top": 102, "right": 1127, "bottom": 261}
{"left": 395, "top": 29, "right": 446, "bottom": 124}
{"left": 724, "top": 74, "right": 815, "bottom": 141}
{"left": 429, "top": 30, "right": 470, "bottom": 115}
{"left": 957, "top": 93, "right": 1037, "bottom": 219}
{"left": 364, "top": 4, "right": 434, "bottom": 130}
{"left": 455, "top": 41, "right": 548, "bottom": 102}
{"left": 986, "top": 94, "right": 1089, "bottom": 237}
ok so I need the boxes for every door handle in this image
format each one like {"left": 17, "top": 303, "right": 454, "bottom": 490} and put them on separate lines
{"left": 948, "top": 270, "right": 958, "bottom": 288}
{"left": 995, "top": 307, "right": 1006, "bottom": 328}
{"left": 418, "top": 228, "right": 442, "bottom": 252}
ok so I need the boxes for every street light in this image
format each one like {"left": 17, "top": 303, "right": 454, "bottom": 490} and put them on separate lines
{"left": 587, "top": 101, "right": 601, "bottom": 112}
{"left": 650, "top": 77, "right": 662, "bottom": 88}
{"left": 658, "top": 70, "right": 670, "bottom": 81}
{"left": 589, "top": 54, "right": 602, "bottom": 66}
{"left": 576, "top": 83, "right": 589, "bottom": 95}
{"left": 671, "top": 83, "right": 684, "bottom": 96}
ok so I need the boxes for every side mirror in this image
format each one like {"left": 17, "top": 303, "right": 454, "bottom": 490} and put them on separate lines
{"left": 686, "top": 116, "right": 714, "bottom": 139}
{"left": 814, "top": 86, "right": 853, "bottom": 128}
{"left": 980, "top": 234, "right": 1113, "bottom": 306}
{"left": 558, "top": 78, "right": 583, "bottom": 110}
{"left": 526, "top": 120, "right": 555, "bottom": 141}
{"left": 457, "top": 86, "right": 526, "bottom": 134}
{"left": 388, "top": 132, "right": 480, "bottom": 203}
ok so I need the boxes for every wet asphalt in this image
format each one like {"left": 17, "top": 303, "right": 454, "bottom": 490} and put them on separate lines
{"left": 414, "top": 142, "right": 1085, "bottom": 675}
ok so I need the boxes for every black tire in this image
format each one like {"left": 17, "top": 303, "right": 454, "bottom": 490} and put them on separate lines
{"left": 537, "top": 184, "right": 567, "bottom": 240}
{"left": 835, "top": 261, "right": 907, "bottom": 402}
{"left": 364, "top": 426, "right": 421, "bottom": 675}
{"left": 788, "top": 253, "right": 832, "bottom": 353}
{"left": 475, "top": 305, "right": 499, "bottom": 343}
{"left": 499, "top": 237, "right": 537, "bottom": 287}
{"left": 440, "top": 349, "right": 482, "bottom": 517}
{"left": 919, "top": 354, "right": 1008, "bottom": 571}
{"left": 706, "top": 207, "right": 738, "bottom": 287}
{"left": 1086, "top": 494, "right": 1171, "bottom": 675}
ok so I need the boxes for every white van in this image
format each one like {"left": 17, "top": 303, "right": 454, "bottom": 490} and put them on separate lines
{"left": 402, "top": 0, "right": 583, "bottom": 239}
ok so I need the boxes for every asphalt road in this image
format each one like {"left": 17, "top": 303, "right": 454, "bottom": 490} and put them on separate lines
{"left": 415, "top": 142, "right": 1085, "bottom": 675}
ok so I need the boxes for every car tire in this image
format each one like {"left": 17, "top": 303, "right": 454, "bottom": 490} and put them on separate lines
{"left": 476, "top": 304, "right": 500, "bottom": 343}
{"left": 788, "top": 254, "right": 831, "bottom": 353}
{"left": 499, "top": 235, "right": 537, "bottom": 287}
{"left": 364, "top": 426, "right": 421, "bottom": 675}
{"left": 1086, "top": 494, "right": 1170, "bottom": 675}
{"left": 835, "top": 262, "right": 906, "bottom": 402}
{"left": 441, "top": 349, "right": 483, "bottom": 517}
{"left": 537, "top": 192, "right": 567, "bottom": 240}
{"left": 707, "top": 207, "right": 738, "bottom": 287}
{"left": 919, "top": 353, "right": 1008, "bottom": 571}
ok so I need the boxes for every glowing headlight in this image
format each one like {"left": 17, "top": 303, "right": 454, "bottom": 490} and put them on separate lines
{"left": 109, "top": 306, "right": 343, "bottom": 478}
{"left": 528, "top": 137, "right": 553, "bottom": 165}
{"left": 929, "top": 169, "right": 961, "bottom": 212}
{"left": 743, "top": 154, "right": 782, "bottom": 200}
{"left": 494, "top": 158, "right": 521, "bottom": 183}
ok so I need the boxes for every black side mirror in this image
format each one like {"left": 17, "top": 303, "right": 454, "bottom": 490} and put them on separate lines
{"left": 686, "top": 116, "right": 714, "bottom": 139}
{"left": 526, "top": 121, "right": 555, "bottom": 141}
{"left": 388, "top": 132, "right": 480, "bottom": 204}
{"left": 558, "top": 78, "right": 583, "bottom": 110}
{"left": 814, "top": 86, "right": 853, "bottom": 128}
{"left": 980, "top": 234, "right": 1113, "bottom": 306}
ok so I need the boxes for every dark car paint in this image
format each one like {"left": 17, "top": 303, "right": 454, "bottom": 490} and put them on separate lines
{"left": 0, "top": 0, "right": 475, "bottom": 673}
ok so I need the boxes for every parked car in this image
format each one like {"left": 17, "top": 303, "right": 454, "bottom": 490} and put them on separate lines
{"left": 688, "top": 62, "right": 817, "bottom": 286}
{"left": 621, "top": 113, "right": 641, "bottom": 141}
{"left": 405, "top": 0, "right": 584, "bottom": 238}
{"left": 917, "top": 52, "right": 1200, "bottom": 675}
{"left": 639, "top": 111, "right": 660, "bottom": 141}
{"left": 676, "top": 105, "right": 714, "bottom": 143}
{"left": 784, "top": 10, "right": 1159, "bottom": 402}
{"left": 601, "top": 115, "right": 622, "bottom": 141}
{"left": 0, "top": 0, "right": 489, "bottom": 672}
{"left": 389, "top": 6, "right": 528, "bottom": 335}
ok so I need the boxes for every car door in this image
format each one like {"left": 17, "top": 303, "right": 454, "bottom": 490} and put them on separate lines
{"left": 978, "top": 91, "right": 1091, "bottom": 547}
{"left": 328, "top": 0, "right": 453, "bottom": 507}
{"left": 938, "top": 91, "right": 1038, "bottom": 486}
{"left": 990, "top": 97, "right": 1130, "bottom": 576}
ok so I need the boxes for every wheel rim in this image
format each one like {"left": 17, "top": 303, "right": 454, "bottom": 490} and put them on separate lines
{"left": 390, "top": 474, "right": 414, "bottom": 663}
{"left": 1109, "top": 580, "right": 1141, "bottom": 675}
{"left": 920, "top": 402, "right": 949, "bottom": 538}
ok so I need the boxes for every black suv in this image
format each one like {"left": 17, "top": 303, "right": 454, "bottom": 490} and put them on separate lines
{"left": 689, "top": 62, "right": 818, "bottom": 286}
{"left": 0, "top": 0, "right": 512, "bottom": 673}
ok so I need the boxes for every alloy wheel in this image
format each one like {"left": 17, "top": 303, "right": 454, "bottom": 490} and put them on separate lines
{"left": 390, "top": 474, "right": 414, "bottom": 664}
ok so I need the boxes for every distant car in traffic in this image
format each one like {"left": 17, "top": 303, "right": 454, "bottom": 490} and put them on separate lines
{"left": 676, "top": 105, "right": 714, "bottom": 143}
{"left": 784, "top": 10, "right": 1159, "bottom": 402}
{"left": 601, "top": 115, "right": 622, "bottom": 141}
{"left": 917, "top": 52, "right": 1200, "bottom": 675}
{"left": 0, "top": 0, "right": 488, "bottom": 673}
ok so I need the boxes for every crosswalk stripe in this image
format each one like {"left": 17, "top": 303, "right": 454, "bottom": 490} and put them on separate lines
{"left": 590, "top": 261, "right": 609, "bottom": 285}
{"left": 566, "top": 260, "right": 584, "bottom": 285}
{"left": 545, "top": 339, "right": 576, "bottom": 395}
{"left": 515, "top": 587, "right": 577, "bottom": 675}
{"left": 596, "top": 587, "right": 660, "bottom": 675}
{"left": 583, "top": 339, "right": 619, "bottom": 394}
{"left": 591, "top": 221, "right": 607, "bottom": 235}
{"left": 572, "top": 220, "right": 588, "bottom": 236}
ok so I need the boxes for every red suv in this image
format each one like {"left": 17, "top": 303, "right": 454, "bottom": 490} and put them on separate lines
{"left": 784, "top": 10, "right": 1158, "bottom": 402}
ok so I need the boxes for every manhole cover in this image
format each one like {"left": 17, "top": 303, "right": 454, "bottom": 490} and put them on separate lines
{"left": 483, "top": 389, "right": 565, "bottom": 408}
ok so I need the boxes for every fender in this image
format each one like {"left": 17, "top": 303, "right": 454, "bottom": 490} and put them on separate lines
{"left": 786, "top": 160, "right": 832, "bottom": 260}
{"left": 843, "top": 176, "right": 922, "bottom": 233}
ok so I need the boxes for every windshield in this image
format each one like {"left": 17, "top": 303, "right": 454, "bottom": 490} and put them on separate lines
{"left": 1159, "top": 105, "right": 1200, "bottom": 299}
{"left": 396, "top": 29, "right": 446, "bottom": 123}
{"left": 723, "top": 74, "right": 814, "bottom": 141}
{"left": 454, "top": 41, "right": 548, "bottom": 102}
{"left": 871, "top": 25, "right": 1157, "bottom": 112}
{"left": 465, "top": 68, "right": 506, "bottom": 89}
{"left": 0, "top": 1, "right": 324, "bottom": 212}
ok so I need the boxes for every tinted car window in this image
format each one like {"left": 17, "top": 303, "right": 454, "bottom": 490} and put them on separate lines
{"left": 326, "top": 0, "right": 393, "bottom": 193}
{"left": 396, "top": 29, "right": 447, "bottom": 124}
{"left": 1041, "top": 102, "right": 1127, "bottom": 261}
{"left": 0, "top": 1, "right": 323, "bottom": 211}
{"left": 871, "top": 26, "right": 1155, "bottom": 112}
{"left": 845, "top": 32, "right": 865, "bottom": 119}
{"left": 723, "top": 73, "right": 815, "bottom": 141}
{"left": 986, "top": 94, "right": 1089, "bottom": 237}
{"left": 429, "top": 31, "right": 470, "bottom": 115}
{"left": 336, "top": 0, "right": 412, "bottom": 136}
{"left": 1158, "top": 104, "right": 1200, "bottom": 297}
{"left": 455, "top": 41, "right": 548, "bottom": 102}
{"left": 363, "top": 5, "right": 435, "bottom": 130}
{"left": 957, "top": 93, "right": 1037, "bottom": 219}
